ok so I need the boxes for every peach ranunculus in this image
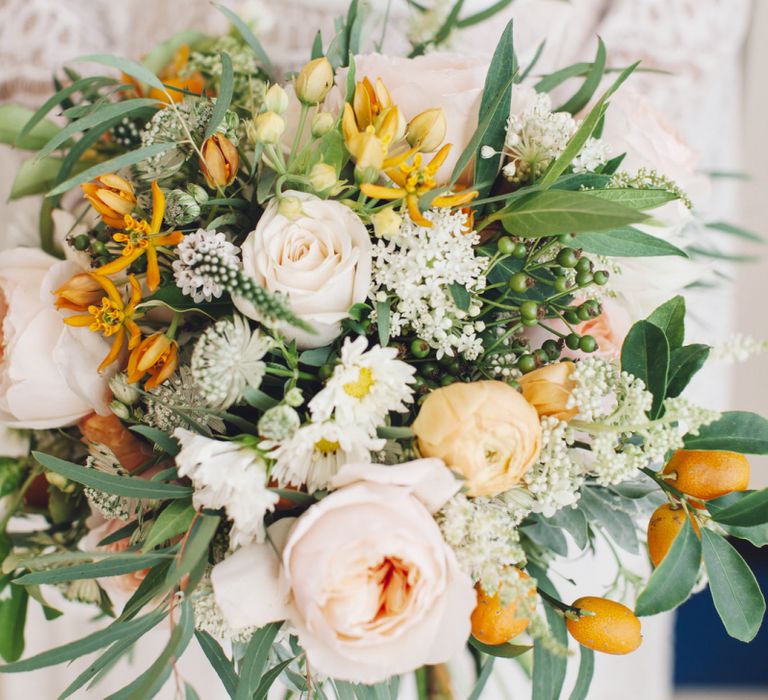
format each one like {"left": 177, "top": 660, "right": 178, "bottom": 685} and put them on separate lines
{"left": 210, "top": 459, "right": 475, "bottom": 684}
{"left": 413, "top": 381, "right": 542, "bottom": 497}
{"left": 0, "top": 249, "right": 112, "bottom": 429}
{"left": 234, "top": 190, "right": 372, "bottom": 349}
{"left": 78, "top": 413, "right": 153, "bottom": 472}
{"left": 328, "top": 53, "right": 489, "bottom": 183}
{"left": 518, "top": 361, "right": 578, "bottom": 421}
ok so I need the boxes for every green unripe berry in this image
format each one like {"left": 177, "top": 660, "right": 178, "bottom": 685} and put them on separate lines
{"left": 421, "top": 361, "right": 439, "bottom": 379}
{"left": 520, "top": 300, "right": 539, "bottom": 320}
{"left": 579, "top": 334, "right": 598, "bottom": 353}
{"left": 575, "top": 256, "right": 592, "bottom": 273}
{"left": 92, "top": 240, "right": 108, "bottom": 255}
{"left": 558, "top": 233, "right": 575, "bottom": 244}
{"left": 73, "top": 234, "right": 90, "bottom": 251}
{"left": 511, "top": 242, "right": 527, "bottom": 259}
{"left": 440, "top": 374, "right": 455, "bottom": 387}
{"left": 518, "top": 354, "right": 536, "bottom": 373}
{"left": 534, "top": 349, "right": 548, "bottom": 366}
{"left": 593, "top": 270, "right": 610, "bottom": 285}
{"left": 556, "top": 248, "right": 578, "bottom": 268}
{"left": 553, "top": 276, "right": 569, "bottom": 294}
{"left": 509, "top": 272, "right": 529, "bottom": 294}
{"left": 449, "top": 361, "right": 462, "bottom": 375}
{"left": 565, "top": 333, "right": 581, "bottom": 350}
{"left": 564, "top": 309, "right": 580, "bottom": 325}
{"left": 497, "top": 236, "right": 515, "bottom": 254}
{"left": 575, "top": 270, "right": 593, "bottom": 287}
{"left": 522, "top": 317, "right": 539, "bottom": 327}
{"left": 410, "top": 338, "right": 431, "bottom": 359}
{"left": 577, "top": 305, "right": 593, "bottom": 322}
{"left": 542, "top": 339, "right": 561, "bottom": 359}
{"left": 96, "top": 228, "right": 112, "bottom": 243}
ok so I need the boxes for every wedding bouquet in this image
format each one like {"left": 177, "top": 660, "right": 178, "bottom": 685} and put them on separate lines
{"left": 0, "top": 2, "right": 766, "bottom": 698}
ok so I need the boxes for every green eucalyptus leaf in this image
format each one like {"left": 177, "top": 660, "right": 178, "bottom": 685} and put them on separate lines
{"left": 13, "top": 553, "right": 167, "bottom": 586}
{"left": 684, "top": 411, "right": 768, "bottom": 454}
{"left": 214, "top": 4, "right": 275, "bottom": 78}
{"left": 568, "top": 645, "right": 595, "bottom": 700}
{"left": 468, "top": 657, "right": 496, "bottom": 700}
{"left": 194, "top": 630, "right": 238, "bottom": 698}
{"left": 234, "top": 622, "right": 282, "bottom": 700}
{"left": 75, "top": 54, "right": 166, "bottom": 91}
{"left": 204, "top": 52, "right": 234, "bottom": 140}
{"left": 579, "top": 487, "right": 639, "bottom": 554}
{"left": 574, "top": 227, "right": 687, "bottom": 258}
{"left": 528, "top": 563, "right": 567, "bottom": 700}
{"left": 128, "top": 425, "right": 180, "bottom": 456}
{"left": 143, "top": 500, "right": 196, "bottom": 552}
{"left": 555, "top": 38, "right": 605, "bottom": 115}
{"left": 0, "top": 105, "right": 60, "bottom": 150}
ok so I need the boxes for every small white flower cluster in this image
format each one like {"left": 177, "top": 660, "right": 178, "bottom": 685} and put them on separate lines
{"left": 438, "top": 494, "right": 528, "bottom": 603}
{"left": 568, "top": 358, "right": 720, "bottom": 485}
{"left": 191, "top": 315, "right": 273, "bottom": 409}
{"left": 503, "top": 92, "right": 609, "bottom": 182}
{"left": 370, "top": 208, "right": 487, "bottom": 359}
{"left": 174, "top": 429, "right": 279, "bottom": 548}
{"left": 712, "top": 333, "right": 768, "bottom": 364}
{"left": 189, "top": 578, "right": 256, "bottom": 644}
{"left": 173, "top": 229, "right": 241, "bottom": 303}
{"left": 524, "top": 417, "right": 584, "bottom": 516}
{"left": 265, "top": 338, "right": 414, "bottom": 492}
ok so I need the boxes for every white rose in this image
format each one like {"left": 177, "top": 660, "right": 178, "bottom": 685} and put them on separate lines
{"left": 211, "top": 459, "right": 475, "bottom": 684}
{"left": 0, "top": 248, "right": 112, "bottom": 428}
{"left": 234, "top": 191, "right": 372, "bottom": 349}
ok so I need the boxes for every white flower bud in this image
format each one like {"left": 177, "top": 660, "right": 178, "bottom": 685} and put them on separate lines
{"left": 108, "top": 400, "right": 132, "bottom": 421}
{"left": 311, "top": 111, "right": 335, "bottom": 137}
{"left": 253, "top": 111, "right": 286, "bottom": 144}
{"left": 480, "top": 145, "right": 496, "bottom": 159}
{"left": 308, "top": 163, "right": 337, "bottom": 193}
{"left": 295, "top": 57, "right": 334, "bottom": 105}
{"left": 187, "top": 183, "right": 209, "bottom": 204}
{"left": 278, "top": 196, "right": 303, "bottom": 220}
{"left": 370, "top": 207, "right": 403, "bottom": 239}
{"left": 284, "top": 387, "right": 304, "bottom": 407}
{"left": 264, "top": 84, "right": 289, "bottom": 114}
{"left": 109, "top": 373, "right": 140, "bottom": 405}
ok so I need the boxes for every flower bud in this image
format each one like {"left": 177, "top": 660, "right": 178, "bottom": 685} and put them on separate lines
{"left": 81, "top": 174, "right": 136, "bottom": 228}
{"left": 406, "top": 108, "right": 447, "bottom": 153}
{"left": 347, "top": 131, "right": 385, "bottom": 171}
{"left": 45, "top": 471, "right": 76, "bottom": 494}
{"left": 200, "top": 134, "right": 239, "bottom": 189}
{"left": 109, "top": 372, "right": 141, "bottom": 405}
{"left": 108, "top": 400, "right": 132, "bottom": 421}
{"left": 295, "top": 57, "right": 334, "bottom": 105}
{"left": 54, "top": 273, "right": 104, "bottom": 313}
{"left": 187, "top": 183, "right": 209, "bottom": 204}
{"left": 252, "top": 111, "right": 286, "bottom": 144}
{"left": 284, "top": 387, "right": 304, "bottom": 407}
{"left": 311, "top": 111, "right": 335, "bottom": 137}
{"left": 164, "top": 189, "right": 201, "bottom": 226}
{"left": 258, "top": 404, "right": 301, "bottom": 440}
{"left": 308, "top": 163, "right": 338, "bottom": 193}
{"left": 127, "top": 333, "right": 179, "bottom": 390}
{"left": 278, "top": 196, "right": 303, "bottom": 220}
{"left": 264, "top": 83, "right": 289, "bottom": 114}
{"left": 371, "top": 207, "right": 403, "bottom": 239}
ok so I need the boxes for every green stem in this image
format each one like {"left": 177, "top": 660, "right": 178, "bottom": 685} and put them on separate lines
{"left": 0, "top": 465, "right": 43, "bottom": 532}
{"left": 288, "top": 103, "right": 310, "bottom": 170}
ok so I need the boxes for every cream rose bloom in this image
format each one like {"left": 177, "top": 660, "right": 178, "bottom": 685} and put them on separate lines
{"left": 234, "top": 191, "right": 372, "bottom": 349}
{"left": 0, "top": 248, "right": 112, "bottom": 428}
{"left": 211, "top": 459, "right": 475, "bottom": 684}
{"left": 413, "top": 380, "right": 542, "bottom": 497}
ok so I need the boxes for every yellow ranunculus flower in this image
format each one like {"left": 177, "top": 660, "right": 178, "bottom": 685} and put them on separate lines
{"left": 518, "top": 361, "right": 578, "bottom": 422}
{"left": 412, "top": 380, "right": 541, "bottom": 497}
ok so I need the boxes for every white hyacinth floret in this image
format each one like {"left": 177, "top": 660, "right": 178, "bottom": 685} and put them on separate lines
{"left": 173, "top": 229, "right": 241, "bottom": 303}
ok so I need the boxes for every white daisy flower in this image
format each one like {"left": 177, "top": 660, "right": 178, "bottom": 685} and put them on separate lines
{"left": 174, "top": 429, "right": 279, "bottom": 549}
{"left": 265, "top": 420, "right": 384, "bottom": 493}
{"left": 308, "top": 337, "right": 416, "bottom": 430}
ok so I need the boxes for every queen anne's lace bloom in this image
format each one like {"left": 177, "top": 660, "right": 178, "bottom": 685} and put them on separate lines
{"left": 191, "top": 315, "right": 273, "bottom": 409}
{"left": 370, "top": 208, "right": 486, "bottom": 359}
{"left": 173, "top": 229, "right": 240, "bottom": 303}
{"left": 308, "top": 336, "right": 416, "bottom": 431}
{"left": 174, "top": 429, "right": 278, "bottom": 548}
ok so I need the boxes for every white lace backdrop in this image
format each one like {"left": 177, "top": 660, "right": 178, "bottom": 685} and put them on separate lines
{"left": 0, "top": 1, "right": 758, "bottom": 698}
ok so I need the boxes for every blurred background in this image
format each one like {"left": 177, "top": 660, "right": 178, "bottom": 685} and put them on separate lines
{"left": 0, "top": 0, "right": 766, "bottom": 698}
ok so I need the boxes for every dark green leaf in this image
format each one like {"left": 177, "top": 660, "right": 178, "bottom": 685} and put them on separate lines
{"left": 468, "top": 657, "right": 496, "bottom": 700}
{"left": 684, "top": 411, "right": 768, "bottom": 454}
{"left": 701, "top": 529, "right": 765, "bottom": 642}
{"left": 568, "top": 646, "right": 594, "bottom": 700}
{"left": 14, "top": 553, "right": 167, "bottom": 586}
{"left": 0, "top": 585, "right": 27, "bottom": 662}
{"left": 234, "top": 622, "right": 282, "bottom": 700}
{"left": 242, "top": 387, "right": 279, "bottom": 411}
{"left": 528, "top": 564, "right": 567, "bottom": 700}
{"left": 579, "top": 487, "right": 639, "bottom": 554}
{"left": 473, "top": 20, "right": 516, "bottom": 197}
{"left": 621, "top": 321, "right": 670, "bottom": 417}
{"left": 47, "top": 142, "right": 177, "bottom": 196}
{"left": 129, "top": 425, "right": 180, "bottom": 456}
{"left": 376, "top": 300, "right": 391, "bottom": 346}
{"left": 215, "top": 4, "right": 275, "bottom": 79}
{"left": 0, "top": 609, "right": 165, "bottom": 673}
{"left": 666, "top": 344, "right": 710, "bottom": 398}
{"left": 195, "top": 630, "right": 237, "bottom": 698}
{"left": 588, "top": 188, "right": 677, "bottom": 210}
{"left": 468, "top": 637, "right": 531, "bottom": 658}
{"left": 204, "top": 52, "right": 234, "bottom": 140}
{"left": 635, "top": 517, "right": 701, "bottom": 616}
{"left": 574, "top": 227, "right": 687, "bottom": 258}
{"left": 165, "top": 513, "right": 219, "bottom": 591}
{"left": 143, "top": 500, "right": 196, "bottom": 552}
{"left": 33, "top": 452, "right": 192, "bottom": 499}
{"left": 534, "top": 62, "right": 591, "bottom": 93}
{"left": 555, "top": 38, "right": 605, "bottom": 115}
{"left": 299, "top": 345, "right": 333, "bottom": 367}
{"left": 708, "top": 489, "right": 768, "bottom": 526}
{"left": 448, "top": 282, "right": 471, "bottom": 312}
{"left": 253, "top": 658, "right": 294, "bottom": 700}
{"left": 646, "top": 296, "right": 686, "bottom": 349}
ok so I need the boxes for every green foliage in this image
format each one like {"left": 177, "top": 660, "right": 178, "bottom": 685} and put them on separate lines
{"left": 707, "top": 489, "right": 768, "bottom": 527}
{"left": 467, "top": 657, "right": 496, "bottom": 700}
{"left": 234, "top": 622, "right": 282, "bottom": 700}
{"left": 468, "top": 637, "right": 531, "bottom": 658}
{"left": 0, "top": 105, "right": 60, "bottom": 150}
{"left": 0, "top": 459, "right": 25, "bottom": 499}
{"left": 528, "top": 564, "right": 567, "bottom": 700}
{"left": 621, "top": 320, "right": 669, "bottom": 417}
{"left": 635, "top": 517, "right": 701, "bottom": 616}
{"left": 142, "top": 500, "right": 197, "bottom": 552}
{"left": 574, "top": 227, "right": 687, "bottom": 258}
{"left": 194, "top": 630, "right": 238, "bottom": 697}
{"left": 589, "top": 187, "right": 678, "bottom": 210}
{"left": 684, "top": 411, "right": 768, "bottom": 454}
{"left": 204, "top": 51, "right": 234, "bottom": 140}
{"left": 0, "top": 584, "right": 28, "bottom": 662}
{"left": 128, "top": 425, "right": 180, "bottom": 456}
{"left": 545, "top": 506, "right": 589, "bottom": 550}
{"left": 579, "top": 487, "right": 639, "bottom": 553}
{"left": 555, "top": 38, "right": 605, "bottom": 115}
{"left": 567, "top": 646, "right": 594, "bottom": 700}
{"left": 666, "top": 344, "right": 710, "bottom": 398}
{"left": 646, "top": 296, "right": 686, "bottom": 349}
{"left": 701, "top": 529, "right": 765, "bottom": 642}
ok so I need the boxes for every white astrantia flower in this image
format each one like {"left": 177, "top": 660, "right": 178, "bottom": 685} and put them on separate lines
{"left": 191, "top": 315, "right": 273, "bottom": 409}
{"left": 308, "top": 336, "right": 416, "bottom": 430}
{"left": 369, "top": 208, "right": 487, "bottom": 359}
{"left": 174, "top": 429, "right": 278, "bottom": 548}
{"left": 264, "top": 420, "right": 385, "bottom": 493}
{"left": 173, "top": 229, "right": 240, "bottom": 303}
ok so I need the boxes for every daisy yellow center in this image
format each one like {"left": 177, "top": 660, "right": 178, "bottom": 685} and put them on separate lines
{"left": 343, "top": 367, "right": 375, "bottom": 399}
{"left": 314, "top": 438, "right": 341, "bottom": 454}
{"left": 87, "top": 299, "right": 125, "bottom": 336}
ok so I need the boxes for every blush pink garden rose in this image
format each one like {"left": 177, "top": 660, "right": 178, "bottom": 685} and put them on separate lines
{"left": 234, "top": 191, "right": 372, "bottom": 349}
{"left": 0, "top": 248, "right": 112, "bottom": 428}
{"left": 210, "top": 459, "right": 475, "bottom": 684}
